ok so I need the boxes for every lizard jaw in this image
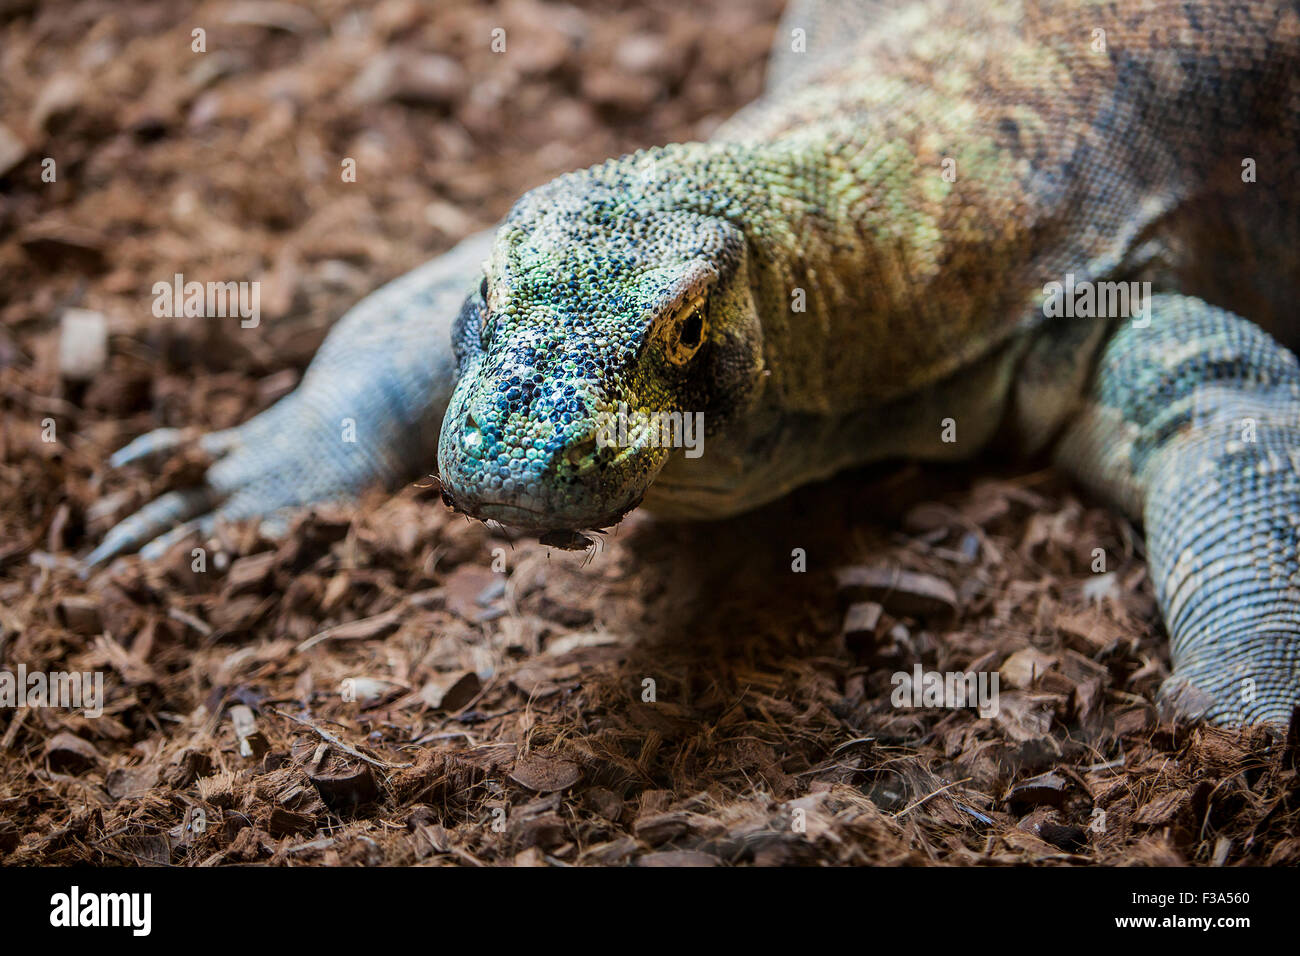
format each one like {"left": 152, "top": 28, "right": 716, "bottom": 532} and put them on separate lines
{"left": 437, "top": 485, "right": 642, "bottom": 546}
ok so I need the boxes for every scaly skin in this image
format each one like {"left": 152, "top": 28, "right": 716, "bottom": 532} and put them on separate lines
{"left": 96, "top": 0, "right": 1300, "bottom": 724}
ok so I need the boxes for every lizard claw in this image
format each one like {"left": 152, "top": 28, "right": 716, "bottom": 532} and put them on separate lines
{"left": 107, "top": 426, "right": 190, "bottom": 467}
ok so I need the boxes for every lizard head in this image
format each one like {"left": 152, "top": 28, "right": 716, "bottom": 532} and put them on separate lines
{"left": 436, "top": 156, "right": 764, "bottom": 540}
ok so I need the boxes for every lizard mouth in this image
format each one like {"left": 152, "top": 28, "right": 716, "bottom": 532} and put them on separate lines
{"left": 437, "top": 487, "right": 542, "bottom": 524}
{"left": 461, "top": 499, "right": 549, "bottom": 525}
{"left": 438, "top": 486, "right": 642, "bottom": 547}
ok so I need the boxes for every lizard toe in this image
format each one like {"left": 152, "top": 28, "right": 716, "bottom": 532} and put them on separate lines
{"left": 132, "top": 502, "right": 300, "bottom": 565}
{"left": 83, "top": 487, "right": 221, "bottom": 569}
{"left": 107, "top": 426, "right": 240, "bottom": 468}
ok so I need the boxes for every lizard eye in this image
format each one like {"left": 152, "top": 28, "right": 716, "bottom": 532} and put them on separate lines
{"left": 660, "top": 295, "right": 708, "bottom": 366}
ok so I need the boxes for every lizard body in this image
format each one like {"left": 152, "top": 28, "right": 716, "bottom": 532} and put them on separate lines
{"left": 93, "top": 0, "right": 1300, "bottom": 724}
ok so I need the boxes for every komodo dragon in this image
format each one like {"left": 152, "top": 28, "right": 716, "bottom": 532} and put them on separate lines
{"left": 89, "top": 0, "right": 1300, "bottom": 726}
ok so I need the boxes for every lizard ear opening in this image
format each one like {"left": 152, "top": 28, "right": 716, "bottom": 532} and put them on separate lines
{"left": 477, "top": 274, "right": 494, "bottom": 346}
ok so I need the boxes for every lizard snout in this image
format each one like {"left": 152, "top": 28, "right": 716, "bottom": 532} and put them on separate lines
{"left": 437, "top": 393, "right": 664, "bottom": 534}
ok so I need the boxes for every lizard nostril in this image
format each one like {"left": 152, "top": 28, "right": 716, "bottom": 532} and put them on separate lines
{"left": 463, "top": 411, "right": 484, "bottom": 452}
{"left": 564, "top": 435, "right": 598, "bottom": 468}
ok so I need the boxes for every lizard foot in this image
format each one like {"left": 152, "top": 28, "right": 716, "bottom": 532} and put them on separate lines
{"left": 85, "top": 396, "right": 355, "bottom": 568}
{"left": 84, "top": 229, "right": 498, "bottom": 569}
{"left": 1159, "top": 636, "right": 1300, "bottom": 726}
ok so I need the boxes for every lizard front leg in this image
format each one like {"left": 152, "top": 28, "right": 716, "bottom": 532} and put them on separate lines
{"left": 1052, "top": 294, "right": 1300, "bottom": 725}
{"left": 85, "top": 229, "right": 495, "bottom": 567}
